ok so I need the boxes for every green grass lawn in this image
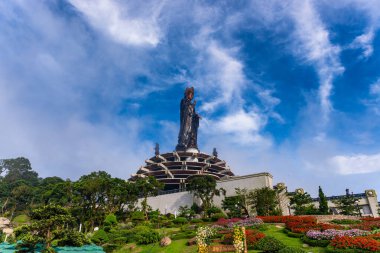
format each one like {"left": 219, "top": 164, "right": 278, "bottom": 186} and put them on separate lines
{"left": 261, "top": 225, "right": 326, "bottom": 253}
{"left": 112, "top": 225, "right": 328, "bottom": 253}
{"left": 113, "top": 239, "right": 196, "bottom": 253}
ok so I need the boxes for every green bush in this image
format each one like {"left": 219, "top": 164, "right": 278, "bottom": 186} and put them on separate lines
{"left": 102, "top": 243, "right": 119, "bottom": 253}
{"left": 191, "top": 218, "right": 202, "bottom": 223}
{"left": 170, "top": 231, "right": 196, "bottom": 240}
{"left": 283, "top": 229, "right": 303, "bottom": 238}
{"left": 278, "top": 247, "right": 306, "bottom": 253}
{"left": 254, "top": 236, "right": 285, "bottom": 252}
{"left": 211, "top": 213, "right": 227, "bottom": 221}
{"left": 202, "top": 217, "right": 211, "bottom": 222}
{"left": 55, "top": 230, "right": 90, "bottom": 247}
{"left": 91, "top": 229, "right": 109, "bottom": 244}
{"left": 173, "top": 217, "right": 188, "bottom": 224}
{"left": 325, "top": 245, "right": 359, "bottom": 253}
{"left": 131, "top": 211, "right": 145, "bottom": 221}
{"left": 206, "top": 206, "right": 222, "bottom": 216}
{"left": 104, "top": 214, "right": 117, "bottom": 227}
{"left": 301, "top": 236, "right": 330, "bottom": 247}
{"left": 134, "top": 229, "right": 160, "bottom": 245}
{"left": 107, "top": 228, "right": 133, "bottom": 244}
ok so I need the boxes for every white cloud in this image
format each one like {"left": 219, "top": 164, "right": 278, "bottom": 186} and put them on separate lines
{"left": 350, "top": 30, "right": 374, "bottom": 59}
{"left": 208, "top": 109, "right": 269, "bottom": 145}
{"left": 329, "top": 153, "right": 380, "bottom": 175}
{"left": 290, "top": 0, "right": 344, "bottom": 122}
{"left": 370, "top": 79, "right": 380, "bottom": 97}
{"left": 200, "top": 41, "right": 246, "bottom": 112}
{"left": 69, "top": 0, "right": 164, "bottom": 47}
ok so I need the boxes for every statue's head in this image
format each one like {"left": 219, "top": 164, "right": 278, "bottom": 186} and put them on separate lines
{"left": 184, "top": 87, "right": 194, "bottom": 100}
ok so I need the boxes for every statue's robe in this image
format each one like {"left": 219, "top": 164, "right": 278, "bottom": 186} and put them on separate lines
{"left": 176, "top": 98, "right": 199, "bottom": 151}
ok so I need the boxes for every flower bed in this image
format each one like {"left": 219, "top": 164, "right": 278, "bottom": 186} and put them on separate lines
{"left": 222, "top": 229, "right": 265, "bottom": 249}
{"left": 306, "top": 229, "right": 368, "bottom": 240}
{"left": 329, "top": 236, "right": 380, "bottom": 252}
{"left": 216, "top": 217, "right": 263, "bottom": 228}
{"left": 286, "top": 220, "right": 343, "bottom": 234}
{"left": 258, "top": 216, "right": 317, "bottom": 224}
{"left": 350, "top": 220, "right": 380, "bottom": 231}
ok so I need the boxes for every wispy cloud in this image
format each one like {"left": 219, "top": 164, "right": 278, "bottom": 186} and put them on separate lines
{"left": 69, "top": 0, "right": 165, "bottom": 47}
{"left": 290, "top": 0, "right": 344, "bottom": 122}
{"left": 329, "top": 153, "right": 380, "bottom": 175}
{"left": 349, "top": 29, "right": 375, "bottom": 59}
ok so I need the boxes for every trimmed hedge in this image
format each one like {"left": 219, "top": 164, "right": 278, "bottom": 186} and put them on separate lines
{"left": 278, "top": 247, "right": 306, "bottom": 253}
{"left": 301, "top": 236, "right": 330, "bottom": 247}
{"left": 282, "top": 229, "right": 303, "bottom": 238}
{"left": 254, "top": 236, "right": 285, "bottom": 252}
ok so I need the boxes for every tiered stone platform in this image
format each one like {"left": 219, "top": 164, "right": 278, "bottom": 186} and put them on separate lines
{"left": 130, "top": 151, "right": 234, "bottom": 191}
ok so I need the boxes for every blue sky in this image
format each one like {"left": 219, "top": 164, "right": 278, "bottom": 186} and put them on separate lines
{"left": 1, "top": 0, "right": 380, "bottom": 197}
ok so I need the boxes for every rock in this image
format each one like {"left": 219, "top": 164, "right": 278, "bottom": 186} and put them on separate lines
{"left": 160, "top": 236, "right": 172, "bottom": 247}
{"left": 0, "top": 217, "right": 10, "bottom": 226}
{"left": 3, "top": 228, "right": 13, "bottom": 235}
{"left": 302, "top": 243, "right": 309, "bottom": 248}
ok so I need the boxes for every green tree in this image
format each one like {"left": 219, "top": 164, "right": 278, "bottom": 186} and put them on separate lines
{"left": 289, "top": 191, "right": 318, "bottom": 215}
{"left": 318, "top": 186, "right": 329, "bottom": 214}
{"left": 73, "top": 171, "right": 112, "bottom": 230}
{"left": 332, "top": 190, "right": 360, "bottom": 215}
{"left": 248, "top": 187, "right": 281, "bottom": 216}
{"left": 15, "top": 204, "right": 74, "bottom": 252}
{"left": 135, "top": 176, "right": 163, "bottom": 220}
{"left": 222, "top": 188, "right": 250, "bottom": 218}
{"left": 187, "top": 175, "right": 225, "bottom": 216}
{"left": 0, "top": 157, "right": 39, "bottom": 186}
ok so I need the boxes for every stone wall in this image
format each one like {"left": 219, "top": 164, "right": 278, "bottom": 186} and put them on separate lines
{"left": 142, "top": 172, "right": 273, "bottom": 214}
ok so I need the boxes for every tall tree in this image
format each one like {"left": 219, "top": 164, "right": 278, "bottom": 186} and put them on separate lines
{"left": 248, "top": 187, "right": 281, "bottom": 216}
{"left": 222, "top": 188, "right": 250, "bottom": 218}
{"left": 187, "top": 175, "right": 225, "bottom": 216}
{"left": 73, "top": 171, "right": 112, "bottom": 230}
{"left": 332, "top": 190, "right": 360, "bottom": 215}
{"left": 135, "top": 176, "right": 163, "bottom": 219}
{"left": 0, "top": 157, "right": 39, "bottom": 185}
{"left": 318, "top": 186, "right": 329, "bottom": 214}
{"left": 289, "top": 191, "right": 318, "bottom": 215}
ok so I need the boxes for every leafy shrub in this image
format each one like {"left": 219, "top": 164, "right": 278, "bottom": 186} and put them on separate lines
{"left": 207, "top": 206, "right": 223, "bottom": 216}
{"left": 134, "top": 229, "right": 160, "bottom": 245}
{"left": 301, "top": 236, "right": 330, "bottom": 247}
{"left": 102, "top": 243, "right": 119, "bottom": 253}
{"left": 91, "top": 229, "right": 109, "bottom": 244}
{"left": 191, "top": 218, "right": 202, "bottom": 223}
{"left": 211, "top": 213, "right": 227, "bottom": 221}
{"left": 173, "top": 217, "right": 188, "bottom": 224}
{"left": 107, "top": 228, "right": 133, "bottom": 244}
{"left": 55, "top": 230, "right": 90, "bottom": 247}
{"left": 104, "top": 214, "right": 117, "bottom": 227}
{"left": 131, "top": 211, "right": 145, "bottom": 222}
{"left": 170, "top": 231, "right": 196, "bottom": 240}
{"left": 254, "top": 236, "right": 285, "bottom": 252}
{"left": 283, "top": 229, "right": 303, "bottom": 238}
{"left": 278, "top": 247, "right": 306, "bottom": 253}
{"left": 202, "top": 217, "right": 211, "bottom": 222}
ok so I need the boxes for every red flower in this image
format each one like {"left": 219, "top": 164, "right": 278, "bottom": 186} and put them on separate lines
{"left": 331, "top": 236, "right": 380, "bottom": 252}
